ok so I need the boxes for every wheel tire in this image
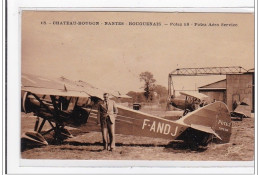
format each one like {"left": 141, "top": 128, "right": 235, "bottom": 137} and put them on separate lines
{"left": 184, "top": 130, "right": 210, "bottom": 150}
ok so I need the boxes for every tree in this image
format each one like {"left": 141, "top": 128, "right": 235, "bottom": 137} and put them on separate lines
{"left": 153, "top": 85, "right": 168, "bottom": 104}
{"left": 139, "top": 71, "right": 156, "bottom": 102}
{"left": 126, "top": 91, "right": 146, "bottom": 103}
{"left": 126, "top": 91, "right": 137, "bottom": 102}
{"left": 154, "top": 85, "right": 168, "bottom": 97}
{"left": 136, "top": 93, "right": 146, "bottom": 103}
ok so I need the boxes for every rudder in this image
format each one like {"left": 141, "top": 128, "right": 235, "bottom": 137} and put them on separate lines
{"left": 178, "top": 101, "right": 232, "bottom": 143}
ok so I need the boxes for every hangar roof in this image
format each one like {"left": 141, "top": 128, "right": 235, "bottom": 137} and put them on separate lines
{"left": 198, "top": 79, "right": 226, "bottom": 90}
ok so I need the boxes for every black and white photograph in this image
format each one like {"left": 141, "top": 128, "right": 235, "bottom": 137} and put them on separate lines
{"left": 3, "top": 1, "right": 257, "bottom": 174}
{"left": 20, "top": 11, "right": 254, "bottom": 161}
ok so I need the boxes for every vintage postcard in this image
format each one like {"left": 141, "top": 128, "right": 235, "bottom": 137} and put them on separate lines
{"left": 18, "top": 10, "right": 254, "bottom": 172}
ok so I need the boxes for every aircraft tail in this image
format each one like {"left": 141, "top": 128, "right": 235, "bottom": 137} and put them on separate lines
{"left": 177, "top": 101, "right": 232, "bottom": 143}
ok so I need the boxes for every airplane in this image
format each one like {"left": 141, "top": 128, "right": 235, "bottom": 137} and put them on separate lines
{"left": 21, "top": 73, "right": 232, "bottom": 150}
{"left": 230, "top": 99, "right": 251, "bottom": 121}
{"left": 165, "top": 91, "right": 211, "bottom": 120}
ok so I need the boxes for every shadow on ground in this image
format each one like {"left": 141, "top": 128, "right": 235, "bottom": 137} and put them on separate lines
{"left": 63, "top": 140, "right": 207, "bottom": 152}
{"left": 21, "top": 137, "right": 208, "bottom": 153}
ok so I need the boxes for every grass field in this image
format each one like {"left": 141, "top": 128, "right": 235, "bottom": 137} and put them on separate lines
{"left": 21, "top": 110, "right": 254, "bottom": 161}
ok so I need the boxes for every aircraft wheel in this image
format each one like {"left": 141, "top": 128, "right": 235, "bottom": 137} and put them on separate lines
{"left": 184, "top": 132, "right": 199, "bottom": 150}
{"left": 190, "top": 137, "right": 199, "bottom": 150}
{"left": 198, "top": 133, "right": 210, "bottom": 146}
{"left": 53, "top": 132, "right": 64, "bottom": 145}
{"left": 72, "top": 107, "right": 89, "bottom": 125}
{"left": 184, "top": 130, "right": 210, "bottom": 150}
{"left": 21, "top": 138, "right": 27, "bottom": 152}
{"left": 22, "top": 91, "right": 31, "bottom": 113}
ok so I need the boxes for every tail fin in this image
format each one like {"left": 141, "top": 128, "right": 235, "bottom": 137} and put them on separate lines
{"left": 178, "top": 101, "right": 232, "bottom": 143}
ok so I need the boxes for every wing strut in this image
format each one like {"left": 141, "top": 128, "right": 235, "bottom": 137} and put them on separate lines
{"left": 22, "top": 93, "right": 73, "bottom": 146}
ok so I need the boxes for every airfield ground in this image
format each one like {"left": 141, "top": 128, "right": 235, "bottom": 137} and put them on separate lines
{"left": 21, "top": 109, "right": 255, "bottom": 161}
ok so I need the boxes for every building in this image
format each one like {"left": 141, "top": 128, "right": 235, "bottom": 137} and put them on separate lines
{"left": 198, "top": 79, "right": 227, "bottom": 103}
{"left": 199, "top": 70, "right": 254, "bottom": 112}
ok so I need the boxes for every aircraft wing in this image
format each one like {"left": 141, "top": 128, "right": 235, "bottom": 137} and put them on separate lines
{"left": 57, "top": 77, "right": 104, "bottom": 99}
{"left": 179, "top": 91, "right": 208, "bottom": 100}
{"left": 22, "top": 73, "right": 102, "bottom": 98}
{"left": 234, "top": 106, "right": 251, "bottom": 118}
{"left": 22, "top": 86, "right": 89, "bottom": 97}
{"left": 58, "top": 77, "right": 130, "bottom": 99}
{"left": 110, "top": 91, "right": 132, "bottom": 99}
{"left": 233, "top": 101, "right": 251, "bottom": 118}
{"left": 22, "top": 74, "right": 64, "bottom": 90}
{"left": 22, "top": 73, "right": 130, "bottom": 100}
{"left": 190, "top": 124, "right": 222, "bottom": 140}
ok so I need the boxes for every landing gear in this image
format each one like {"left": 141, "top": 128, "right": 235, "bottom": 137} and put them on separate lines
{"left": 230, "top": 112, "right": 244, "bottom": 121}
{"left": 22, "top": 93, "right": 74, "bottom": 147}
{"left": 183, "top": 129, "right": 211, "bottom": 150}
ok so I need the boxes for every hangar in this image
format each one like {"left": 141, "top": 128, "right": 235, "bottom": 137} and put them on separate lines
{"left": 168, "top": 67, "right": 254, "bottom": 112}
{"left": 198, "top": 69, "right": 254, "bottom": 112}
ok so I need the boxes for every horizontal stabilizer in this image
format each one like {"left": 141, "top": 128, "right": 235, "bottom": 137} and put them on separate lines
{"left": 190, "top": 124, "right": 221, "bottom": 140}
{"left": 178, "top": 101, "right": 232, "bottom": 143}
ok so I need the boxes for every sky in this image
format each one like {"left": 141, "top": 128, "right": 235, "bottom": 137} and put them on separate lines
{"left": 22, "top": 11, "right": 254, "bottom": 94}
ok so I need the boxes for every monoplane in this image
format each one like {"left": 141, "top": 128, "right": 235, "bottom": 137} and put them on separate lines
{"left": 21, "top": 74, "right": 232, "bottom": 150}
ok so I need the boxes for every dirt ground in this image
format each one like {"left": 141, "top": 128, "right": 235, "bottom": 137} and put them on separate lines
{"left": 20, "top": 111, "right": 255, "bottom": 161}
